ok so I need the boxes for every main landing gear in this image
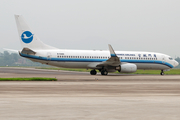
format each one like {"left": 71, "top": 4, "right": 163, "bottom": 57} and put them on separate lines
{"left": 90, "top": 69, "right": 97, "bottom": 75}
{"left": 160, "top": 70, "right": 164, "bottom": 75}
{"left": 90, "top": 69, "right": 108, "bottom": 75}
{"left": 101, "top": 69, "right": 108, "bottom": 75}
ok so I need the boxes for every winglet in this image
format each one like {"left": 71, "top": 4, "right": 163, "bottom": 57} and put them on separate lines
{"left": 95, "top": 44, "right": 120, "bottom": 67}
{"left": 108, "top": 44, "right": 117, "bottom": 57}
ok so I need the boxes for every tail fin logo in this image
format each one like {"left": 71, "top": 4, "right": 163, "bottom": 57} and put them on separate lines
{"left": 21, "top": 31, "right": 33, "bottom": 44}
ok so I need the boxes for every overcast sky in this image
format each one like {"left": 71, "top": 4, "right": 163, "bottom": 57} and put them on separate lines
{"left": 0, "top": 0, "right": 180, "bottom": 57}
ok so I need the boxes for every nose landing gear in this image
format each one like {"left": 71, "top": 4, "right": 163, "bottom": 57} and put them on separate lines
{"left": 160, "top": 70, "right": 164, "bottom": 75}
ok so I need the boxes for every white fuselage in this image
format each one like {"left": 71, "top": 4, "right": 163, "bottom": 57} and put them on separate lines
{"left": 20, "top": 49, "right": 178, "bottom": 71}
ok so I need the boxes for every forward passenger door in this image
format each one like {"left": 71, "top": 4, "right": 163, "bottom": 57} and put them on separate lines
{"left": 162, "top": 55, "right": 165, "bottom": 64}
{"left": 47, "top": 52, "right": 51, "bottom": 61}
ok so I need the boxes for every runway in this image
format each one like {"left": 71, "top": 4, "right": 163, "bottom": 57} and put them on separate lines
{"left": 0, "top": 67, "right": 180, "bottom": 81}
{"left": 0, "top": 67, "right": 180, "bottom": 120}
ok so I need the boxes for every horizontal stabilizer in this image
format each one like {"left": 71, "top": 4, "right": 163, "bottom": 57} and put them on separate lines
{"left": 21, "top": 47, "right": 36, "bottom": 55}
{"left": 3, "top": 48, "right": 19, "bottom": 53}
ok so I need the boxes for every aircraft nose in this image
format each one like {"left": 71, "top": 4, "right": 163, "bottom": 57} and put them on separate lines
{"left": 174, "top": 60, "right": 179, "bottom": 67}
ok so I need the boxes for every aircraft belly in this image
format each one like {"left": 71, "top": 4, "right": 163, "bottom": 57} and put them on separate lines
{"left": 63, "top": 62, "right": 90, "bottom": 68}
{"left": 48, "top": 61, "right": 91, "bottom": 68}
{"left": 28, "top": 57, "right": 170, "bottom": 70}
{"left": 135, "top": 63, "right": 170, "bottom": 70}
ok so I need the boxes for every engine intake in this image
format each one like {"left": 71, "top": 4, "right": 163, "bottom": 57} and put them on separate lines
{"left": 118, "top": 63, "right": 137, "bottom": 73}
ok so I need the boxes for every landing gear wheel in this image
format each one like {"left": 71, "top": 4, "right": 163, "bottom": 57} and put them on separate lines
{"left": 160, "top": 70, "right": 164, "bottom": 75}
{"left": 90, "top": 70, "right": 97, "bottom": 75}
{"left": 101, "top": 70, "right": 108, "bottom": 75}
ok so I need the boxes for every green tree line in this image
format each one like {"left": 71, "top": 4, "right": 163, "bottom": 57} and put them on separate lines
{"left": 175, "top": 57, "right": 180, "bottom": 68}
{"left": 0, "top": 51, "right": 48, "bottom": 67}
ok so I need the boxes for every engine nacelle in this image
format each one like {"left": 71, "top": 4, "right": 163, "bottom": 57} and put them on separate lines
{"left": 118, "top": 63, "right": 137, "bottom": 73}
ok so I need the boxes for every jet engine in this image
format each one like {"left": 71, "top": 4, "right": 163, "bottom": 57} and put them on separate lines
{"left": 117, "top": 63, "right": 137, "bottom": 73}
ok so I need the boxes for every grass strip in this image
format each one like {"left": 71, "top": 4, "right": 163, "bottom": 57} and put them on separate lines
{"left": 0, "top": 77, "right": 57, "bottom": 81}
{"left": 130, "top": 69, "right": 180, "bottom": 75}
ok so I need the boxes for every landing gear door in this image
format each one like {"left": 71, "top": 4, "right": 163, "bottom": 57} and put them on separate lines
{"left": 47, "top": 52, "right": 51, "bottom": 61}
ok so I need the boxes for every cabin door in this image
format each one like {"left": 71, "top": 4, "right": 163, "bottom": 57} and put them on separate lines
{"left": 162, "top": 55, "right": 165, "bottom": 64}
{"left": 47, "top": 52, "right": 51, "bottom": 61}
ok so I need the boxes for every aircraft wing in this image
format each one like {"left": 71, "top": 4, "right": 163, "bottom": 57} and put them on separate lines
{"left": 96, "top": 44, "right": 121, "bottom": 67}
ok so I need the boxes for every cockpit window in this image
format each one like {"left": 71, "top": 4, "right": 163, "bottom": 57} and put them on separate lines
{"left": 169, "top": 57, "right": 173, "bottom": 60}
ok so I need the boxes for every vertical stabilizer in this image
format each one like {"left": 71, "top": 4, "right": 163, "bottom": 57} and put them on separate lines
{"left": 14, "top": 15, "right": 57, "bottom": 50}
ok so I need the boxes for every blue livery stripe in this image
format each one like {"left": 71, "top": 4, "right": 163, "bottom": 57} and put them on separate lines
{"left": 20, "top": 53, "right": 173, "bottom": 68}
{"left": 111, "top": 54, "right": 116, "bottom": 57}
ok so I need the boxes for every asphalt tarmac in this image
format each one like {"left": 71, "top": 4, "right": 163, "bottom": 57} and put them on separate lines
{"left": 0, "top": 67, "right": 180, "bottom": 120}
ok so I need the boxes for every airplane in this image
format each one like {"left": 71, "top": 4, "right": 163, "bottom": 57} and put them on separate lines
{"left": 13, "top": 15, "right": 179, "bottom": 75}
